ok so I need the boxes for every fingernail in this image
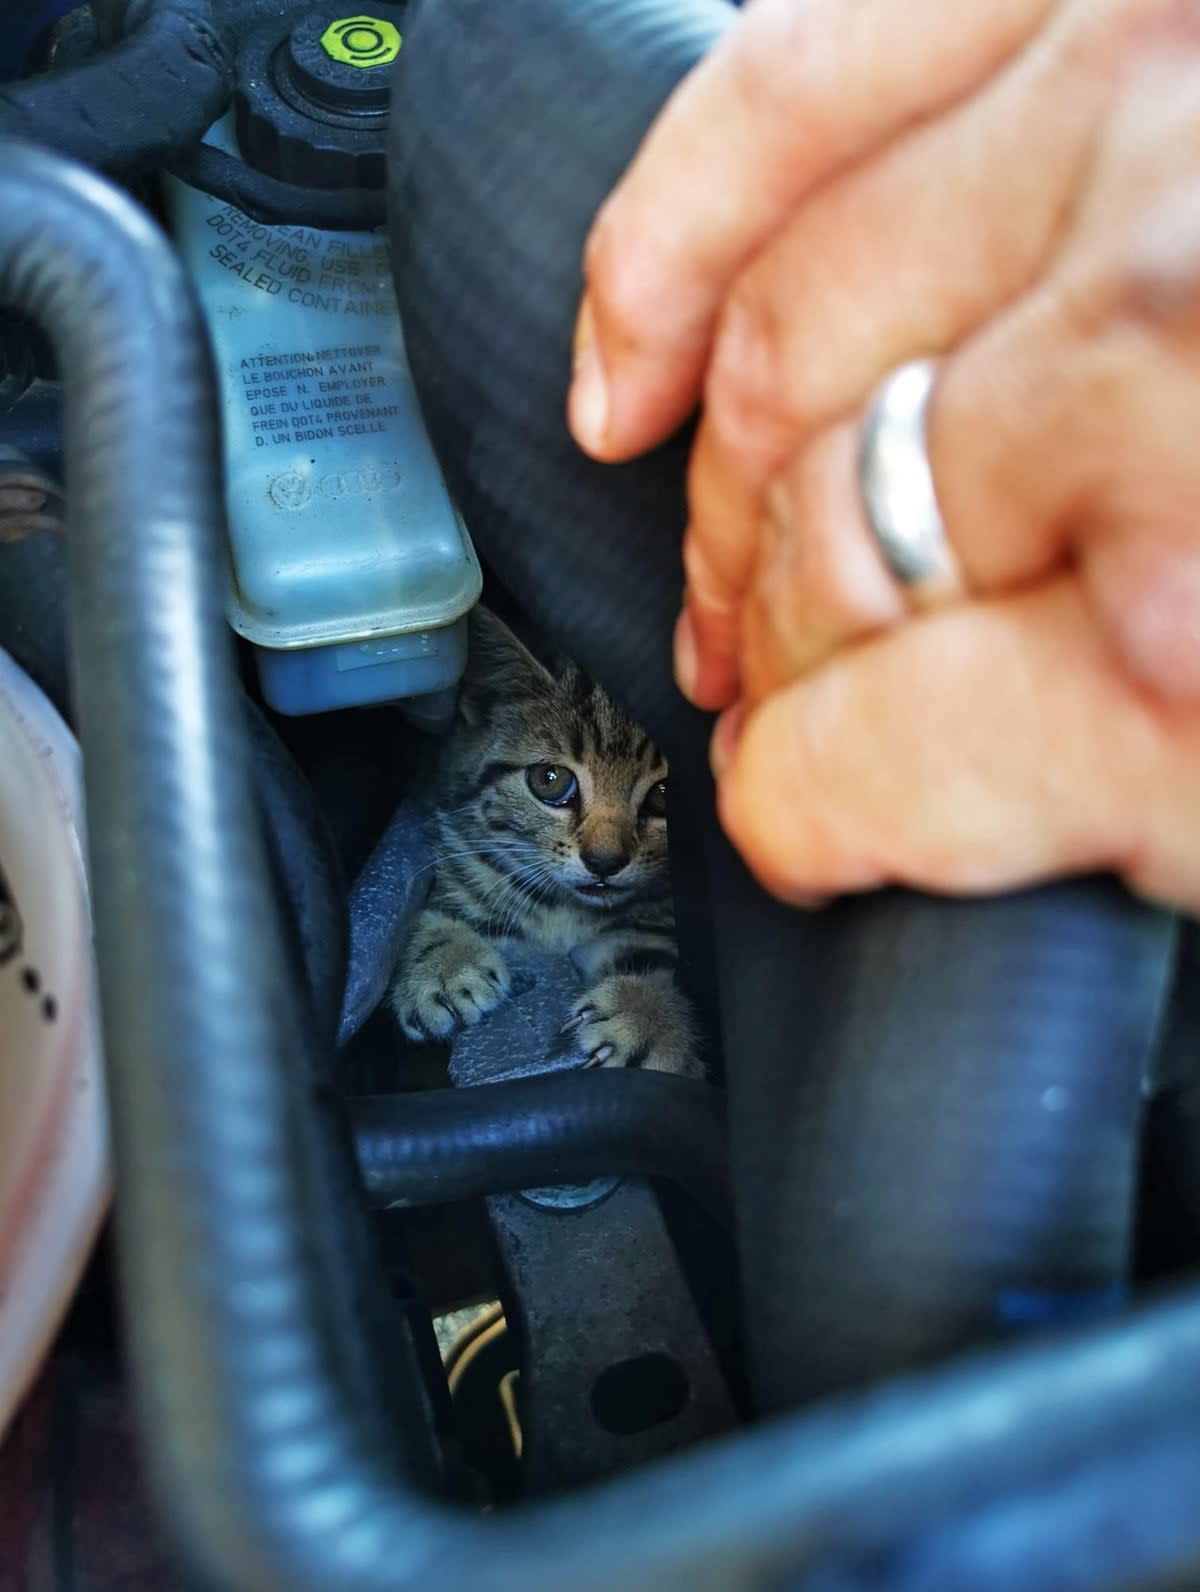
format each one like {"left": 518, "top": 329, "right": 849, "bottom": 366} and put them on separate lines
{"left": 569, "top": 296, "right": 609, "bottom": 454}
{"left": 674, "top": 606, "right": 699, "bottom": 701}
{"left": 709, "top": 700, "right": 748, "bottom": 780}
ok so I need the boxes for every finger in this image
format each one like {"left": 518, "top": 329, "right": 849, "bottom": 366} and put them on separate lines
{"left": 569, "top": 0, "right": 1055, "bottom": 461}
{"left": 679, "top": 0, "right": 1158, "bottom": 695}
{"left": 736, "top": 129, "right": 1200, "bottom": 702}
{"left": 726, "top": 274, "right": 1083, "bottom": 704}
{"left": 927, "top": 164, "right": 1200, "bottom": 704}
{"left": 674, "top": 437, "right": 765, "bottom": 709}
{"left": 716, "top": 579, "right": 1200, "bottom": 912}
{"left": 673, "top": 592, "right": 741, "bottom": 717}
{"left": 736, "top": 423, "right": 905, "bottom": 705}
{"left": 735, "top": 267, "right": 1200, "bottom": 705}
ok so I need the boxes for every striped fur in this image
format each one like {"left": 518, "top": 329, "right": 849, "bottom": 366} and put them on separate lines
{"left": 391, "top": 609, "right": 698, "bottom": 1076}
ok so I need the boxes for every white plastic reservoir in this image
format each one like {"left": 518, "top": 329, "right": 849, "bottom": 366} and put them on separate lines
{"left": 167, "top": 131, "right": 480, "bottom": 717}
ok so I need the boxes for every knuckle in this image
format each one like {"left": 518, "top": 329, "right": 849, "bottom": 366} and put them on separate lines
{"left": 682, "top": 529, "right": 742, "bottom": 616}
{"left": 1052, "top": 0, "right": 1163, "bottom": 83}
{"left": 584, "top": 205, "right": 673, "bottom": 355}
{"left": 705, "top": 287, "right": 793, "bottom": 455}
{"left": 774, "top": 462, "right": 907, "bottom": 632}
{"left": 1114, "top": 177, "right": 1200, "bottom": 329}
{"left": 705, "top": 283, "right": 826, "bottom": 464}
{"left": 1088, "top": 0, "right": 1200, "bottom": 58}
{"left": 725, "top": 0, "right": 828, "bottom": 126}
{"left": 582, "top": 196, "right": 616, "bottom": 278}
{"left": 739, "top": 584, "right": 793, "bottom": 701}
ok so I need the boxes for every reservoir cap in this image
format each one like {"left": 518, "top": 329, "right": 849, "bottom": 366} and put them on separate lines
{"left": 319, "top": 15, "right": 402, "bottom": 71}
{"left": 235, "top": 3, "right": 405, "bottom": 188}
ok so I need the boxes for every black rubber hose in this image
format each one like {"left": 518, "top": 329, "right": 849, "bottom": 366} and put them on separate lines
{"left": 723, "top": 877, "right": 1172, "bottom": 1407}
{"left": 352, "top": 1072, "right": 731, "bottom": 1222}
{"left": 6, "top": 125, "right": 1200, "bottom": 1592}
{"left": 244, "top": 698, "right": 349, "bottom": 1051}
{"left": 385, "top": 0, "right": 1177, "bottom": 1412}
{"left": 0, "top": 0, "right": 231, "bottom": 176}
{"left": 0, "top": 139, "right": 447, "bottom": 1567}
{"left": 170, "top": 143, "right": 386, "bottom": 231}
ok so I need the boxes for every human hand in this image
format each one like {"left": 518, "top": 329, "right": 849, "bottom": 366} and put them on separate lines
{"left": 569, "top": 0, "right": 1200, "bottom": 912}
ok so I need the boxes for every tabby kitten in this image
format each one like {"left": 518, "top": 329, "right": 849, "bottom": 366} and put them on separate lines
{"left": 390, "top": 609, "right": 698, "bottom": 1076}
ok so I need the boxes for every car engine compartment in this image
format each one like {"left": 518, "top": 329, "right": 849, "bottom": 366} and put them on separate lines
{"left": 2, "top": 2, "right": 1200, "bottom": 1589}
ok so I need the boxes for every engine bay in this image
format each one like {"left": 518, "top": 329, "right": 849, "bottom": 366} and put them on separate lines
{"left": 1, "top": 3, "right": 1199, "bottom": 1589}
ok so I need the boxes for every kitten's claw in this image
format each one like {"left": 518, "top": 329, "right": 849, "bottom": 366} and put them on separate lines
{"left": 562, "top": 974, "right": 701, "bottom": 1077}
{"left": 391, "top": 918, "right": 511, "bottom": 1043}
{"left": 559, "top": 1004, "right": 595, "bottom": 1036}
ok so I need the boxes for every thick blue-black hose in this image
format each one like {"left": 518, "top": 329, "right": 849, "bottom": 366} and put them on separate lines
{"left": 385, "top": 0, "right": 1177, "bottom": 1412}
{"left": 0, "top": 138, "right": 449, "bottom": 1575}
{"left": 3, "top": 115, "right": 1200, "bottom": 1592}
{"left": 1, "top": 0, "right": 379, "bottom": 232}
{"left": 0, "top": 0, "right": 231, "bottom": 176}
{"left": 170, "top": 142, "right": 387, "bottom": 231}
{"left": 352, "top": 1071, "right": 732, "bottom": 1223}
{"left": 242, "top": 697, "right": 349, "bottom": 1052}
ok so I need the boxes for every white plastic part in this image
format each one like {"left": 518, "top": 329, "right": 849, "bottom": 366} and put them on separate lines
{"left": 0, "top": 651, "right": 108, "bottom": 1437}
{"left": 166, "top": 123, "right": 480, "bottom": 714}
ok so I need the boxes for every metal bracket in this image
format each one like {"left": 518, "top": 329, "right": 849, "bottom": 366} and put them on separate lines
{"left": 450, "top": 946, "right": 736, "bottom": 1491}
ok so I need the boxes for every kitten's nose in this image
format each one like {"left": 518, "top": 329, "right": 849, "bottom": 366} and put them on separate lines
{"left": 581, "top": 846, "right": 627, "bottom": 880}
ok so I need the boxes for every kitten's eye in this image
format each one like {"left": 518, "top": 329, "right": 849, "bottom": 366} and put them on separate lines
{"left": 526, "top": 763, "right": 579, "bottom": 807}
{"left": 641, "top": 779, "right": 668, "bottom": 819}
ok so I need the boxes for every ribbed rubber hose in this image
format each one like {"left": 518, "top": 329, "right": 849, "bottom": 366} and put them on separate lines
{"left": 170, "top": 143, "right": 387, "bottom": 231}
{"left": 0, "top": 139, "right": 448, "bottom": 1575}
{"left": 385, "top": 0, "right": 1177, "bottom": 1412}
{"left": 243, "top": 698, "right": 348, "bottom": 1051}
{"left": 4, "top": 126, "right": 1200, "bottom": 1592}
{"left": 0, "top": 0, "right": 231, "bottom": 176}
{"left": 352, "top": 1071, "right": 731, "bottom": 1222}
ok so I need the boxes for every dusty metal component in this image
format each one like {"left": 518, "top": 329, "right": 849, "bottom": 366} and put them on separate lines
{"left": 450, "top": 946, "right": 736, "bottom": 1491}
{"left": 490, "top": 1184, "right": 737, "bottom": 1492}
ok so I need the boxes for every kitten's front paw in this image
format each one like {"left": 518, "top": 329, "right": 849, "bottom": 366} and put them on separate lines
{"left": 391, "top": 918, "right": 511, "bottom": 1042}
{"left": 560, "top": 973, "right": 701, "bottom": 1077}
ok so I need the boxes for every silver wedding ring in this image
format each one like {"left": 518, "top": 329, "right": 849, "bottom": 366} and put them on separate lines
{"left": 858, "top": 358, "right": 961, "bottom": 605}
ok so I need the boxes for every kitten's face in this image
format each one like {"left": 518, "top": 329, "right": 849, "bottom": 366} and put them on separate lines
{"left": 444, "top": 611, "right": 669, "bottom": 910}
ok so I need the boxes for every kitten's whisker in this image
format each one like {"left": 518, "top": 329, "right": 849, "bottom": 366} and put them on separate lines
{"left": 488, "top": 879, "right": 529, "bottom": 939}
{"left": 474, "top": 867, "right": 534, "bottom": 929}
{"left": 490, "top": 859, "right": 559, "bottom": 938}
{"left": 431, "top": 834, "right": 547, "bottom": 862}
{"left": 413, "top": 841, "right": 546, "bottom": 881}
{"left": 497, "top": 861, "right": 561, "bottom": 938}
{"left": 501, "top": 869, "right": 541, "bottom": 938}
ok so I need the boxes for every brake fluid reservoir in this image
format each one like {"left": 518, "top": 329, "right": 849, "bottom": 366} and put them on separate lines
{"left": 166, "top": 9, "right": 479, "bottom": 717}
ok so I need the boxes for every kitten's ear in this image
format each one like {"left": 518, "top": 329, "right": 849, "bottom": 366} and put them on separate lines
{"left": 459, "top": 606, "right": 553, "bottom": 725}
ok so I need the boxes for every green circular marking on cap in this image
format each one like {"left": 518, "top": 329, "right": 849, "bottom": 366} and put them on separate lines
{"left": 320, "top": 15, "right": 402, "bottom": 67}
